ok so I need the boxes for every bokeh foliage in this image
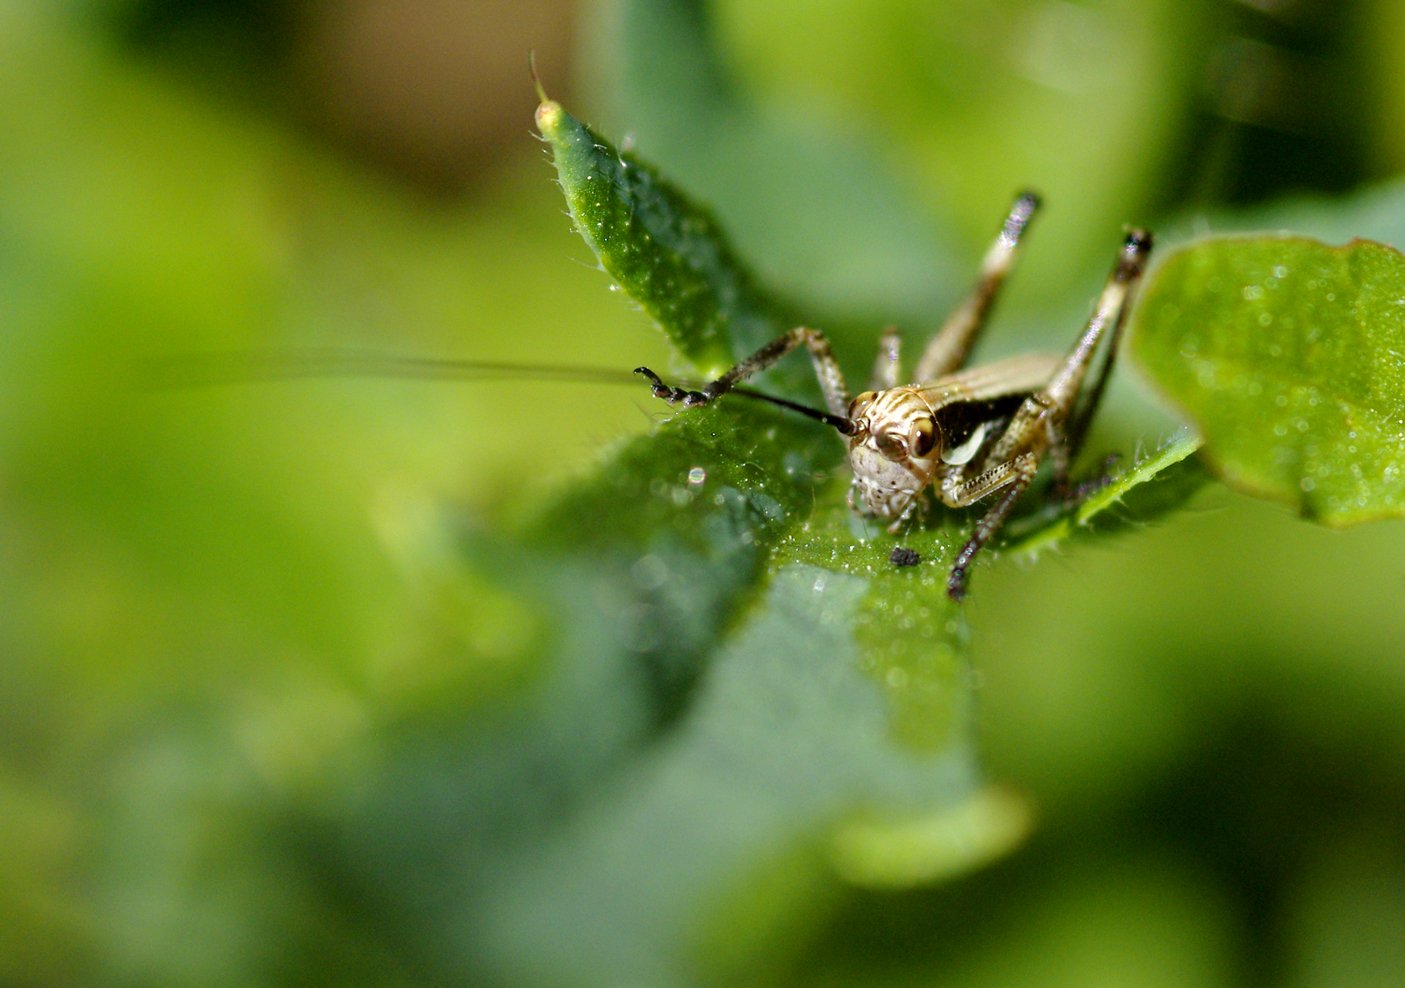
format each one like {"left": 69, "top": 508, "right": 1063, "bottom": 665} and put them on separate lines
{"left": 6, "top": 1, "right": 1405, "bottom": 986}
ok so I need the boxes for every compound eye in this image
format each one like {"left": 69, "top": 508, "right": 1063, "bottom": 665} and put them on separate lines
{"left": 910, "top": 418, "right": 937, "bottom": 457}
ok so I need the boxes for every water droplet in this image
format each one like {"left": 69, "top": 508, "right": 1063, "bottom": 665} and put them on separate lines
{"left": 1258, "top": 312, "right": 1273, "bottom": 327}
{"left": 1273, "top": 265, "right": 1288, "bottom": 278}
{"left": 1242, "top": 285, "right": 1265, "bottom": 301}
{"left": 687, "top": 466, "right": 707, "bottom": 485}
{"left": 1300, "top": 476, "right": 1316, "bottom": 492}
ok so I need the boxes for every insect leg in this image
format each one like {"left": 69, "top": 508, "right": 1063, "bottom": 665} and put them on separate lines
{"left": 636, "top": 326, "right": 852, "bottom": 418}
{"left": 942, "top": 452, "right": 1040, "bottom": 601}
{"left": 1059, "top": 230, "right": 1154, "bottom": 466}
{"left": 869, "top": 327, "right": 903, "bottom": 390}
{"left": 984, "top": 230, "right": 1153, "bottom": 470}
{"left": 913, "top": 191, "right": 1041, "bottom": 381}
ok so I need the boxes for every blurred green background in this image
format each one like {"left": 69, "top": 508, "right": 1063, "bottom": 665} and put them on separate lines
{"left": 6, "top": 0, "right": 1405, "bottom": 985}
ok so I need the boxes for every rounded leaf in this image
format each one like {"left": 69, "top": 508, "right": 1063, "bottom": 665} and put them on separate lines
{"left": 1133, "top": 236, "right": 1405, "bottom": 525}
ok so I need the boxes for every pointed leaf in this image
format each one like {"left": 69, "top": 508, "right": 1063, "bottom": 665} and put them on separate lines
{"left": 341, "top": 93, "right": 1220, "bottom": 986}
{"left": 1003, "top": 430, "right": 1207, "bottom": 555}
{"left": 536, "top": 97, "right": 794, "bottom": 374}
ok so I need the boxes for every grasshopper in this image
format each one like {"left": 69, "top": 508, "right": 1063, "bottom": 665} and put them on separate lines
{"left": 636, "top": 192, "right": 1153, "bottom": 600}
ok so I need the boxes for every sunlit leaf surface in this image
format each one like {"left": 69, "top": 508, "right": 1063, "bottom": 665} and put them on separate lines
{"left": 1134, "top": 236, "right": 1405, "bottom": 524}
{"left": 351, "top": 94, "right": 1216, "bottom": 984}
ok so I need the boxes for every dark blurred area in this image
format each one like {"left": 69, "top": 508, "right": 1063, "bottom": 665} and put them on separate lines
{"left": 115, "top": 0, "right": 578, "bottom": 193}
{"left": 1170, "top": 0, "right": 1373, "bottom": 205}
{"left": 106, "top": 0, "right": 1389, "bottom": 205}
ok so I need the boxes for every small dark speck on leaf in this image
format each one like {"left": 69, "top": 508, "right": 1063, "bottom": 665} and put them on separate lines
{"left": 890, "top": 546, "right": 921, "bottom": 567}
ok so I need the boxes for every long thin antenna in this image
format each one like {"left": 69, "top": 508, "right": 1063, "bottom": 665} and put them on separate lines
{"left": 139, "top": 346, "right": 849, "bottom": 429}
{"left": 139, "top": 347, "right": 643, "bottom": 389}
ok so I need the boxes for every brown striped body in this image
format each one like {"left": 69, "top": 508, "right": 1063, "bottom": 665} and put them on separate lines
{"left": 845, "top": 352, "right": 1061, "bottom": 525}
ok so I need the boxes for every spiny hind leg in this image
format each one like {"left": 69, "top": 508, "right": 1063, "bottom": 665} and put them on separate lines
{"left": 914, "top": 191, "right": 1040, "bottom": 381}
{"left": 983, "top": 230, "right": 1153, "bottom": 473}
{"left": 1060, "top": 231, "right": 1153, "bottom": 469}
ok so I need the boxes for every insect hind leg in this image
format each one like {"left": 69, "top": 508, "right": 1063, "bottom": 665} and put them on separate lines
{"left": 984, "top": 229, "right": 1152, "bottom": 474}
{"left": 914, "top": 191, "right": 1040, "bottom": 381}
{"left": 1058, "top": 229, "right": 1154, "bottom": 467}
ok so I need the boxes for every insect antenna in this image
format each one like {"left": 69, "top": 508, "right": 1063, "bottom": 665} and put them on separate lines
{"left": 140, "top": 346, "right": 853, "bottom": 431}
{"left": 728, "top": 388, "right": 853, "bottom": 433}
{"left": 139, "top": 346, "right": 646, "bottom": 389}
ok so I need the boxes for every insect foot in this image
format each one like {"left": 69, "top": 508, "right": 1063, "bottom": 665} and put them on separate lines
{"left": 635, "top": 367, "right": 714, "bottom": 407}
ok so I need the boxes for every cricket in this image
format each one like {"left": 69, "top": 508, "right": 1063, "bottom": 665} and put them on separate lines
{"left": 152, "top": 193, "right": 1151, "bottom": 602}
{"left": 635, "top": 192, "right": 1153, "bottom": 600}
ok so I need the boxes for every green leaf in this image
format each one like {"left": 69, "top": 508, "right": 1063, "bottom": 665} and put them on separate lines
{"left": 707, "top": 0, "right": 1200, "bottom": 302}
{"left": 582, "top": 0, "right": 968, "bottom": 330}
{"left": 536, "top": 97, "right": 795, "bottom": 375}
{"left": 1133, "top": 236, "right": 1405, "bottom": 525}
{"left": 325, "top": 96, "right": 1206, "bottom": 985}
{"left": 1003, "top": 430, "right": 1208, "bottom": 556}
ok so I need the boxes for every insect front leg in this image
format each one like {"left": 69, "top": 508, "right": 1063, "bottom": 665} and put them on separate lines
{"left": 939, "top": 452, "right": 1041, "bottom": 601}
{"left": 636, "top": 326, "right": 852, "bottom": 419}
{"left": 914, "top": 191, "right": 1040, "bottom": 381}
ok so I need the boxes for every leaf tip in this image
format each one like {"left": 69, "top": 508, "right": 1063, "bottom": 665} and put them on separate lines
{"left": 828, "top": 786, "right": 1033, "bottom": 888}
{"left": 534, "top": 97, "right": 564, "bottom": 138}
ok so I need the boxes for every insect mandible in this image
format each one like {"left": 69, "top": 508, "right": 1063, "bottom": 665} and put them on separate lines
{"left": 635, "top": 192, "right": 1153, "bottom": 600}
